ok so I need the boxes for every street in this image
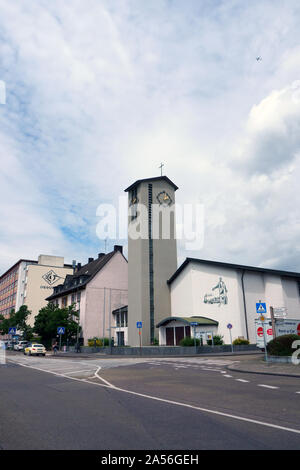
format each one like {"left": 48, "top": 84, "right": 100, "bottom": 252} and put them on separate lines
{"left": 1, "top": 352, "right": 300, "bottom": 449}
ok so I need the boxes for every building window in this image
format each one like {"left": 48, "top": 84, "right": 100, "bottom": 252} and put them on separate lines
{"left": 62, "top": 296, "right": 68, "bottom": 307}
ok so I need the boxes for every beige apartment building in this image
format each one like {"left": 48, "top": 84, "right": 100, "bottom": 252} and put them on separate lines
{"left": 0, "top": 255, "right": 74, "bottom": 330}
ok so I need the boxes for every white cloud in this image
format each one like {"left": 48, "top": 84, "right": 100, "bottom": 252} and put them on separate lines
{"left": 0, "top": 0, "right": 299, "bottom": 273}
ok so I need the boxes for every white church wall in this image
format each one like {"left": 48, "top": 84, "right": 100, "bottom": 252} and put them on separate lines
{"left": 264, "top": 275, "right": 285, "bottom": 309}
{"left": 243, "top": 272, "right": 265, "bottom": 343}
{"left": 189, "top": 262, "right": 246, "bottom": 345}
{"left": 169, "top": 265, "right": 194, "bottom": 317}
{"left": 282, "top": 278, "right": 300, "bottom": 317}
{"left": 170, "top": 261, "right": 300, "bottom": 345}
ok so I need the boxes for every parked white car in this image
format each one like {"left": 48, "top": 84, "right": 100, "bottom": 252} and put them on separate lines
{"left": 14, "top": 341, "right": 29, "bottom": 351}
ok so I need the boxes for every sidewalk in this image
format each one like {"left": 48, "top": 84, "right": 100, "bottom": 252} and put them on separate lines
{"left": 227, "top": 355, "right": 300, "bottom": 378}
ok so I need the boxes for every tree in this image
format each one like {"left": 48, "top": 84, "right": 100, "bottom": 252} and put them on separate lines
{"left": 34, "top": 303, "right": 80, "bottom": 347}
{"left": 0, "top": 305, "right": 33, "bottom": 340}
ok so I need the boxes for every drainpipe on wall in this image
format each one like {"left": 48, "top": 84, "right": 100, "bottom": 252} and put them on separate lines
{"left": 241, "top": 270, "right": 249, "bottom": 340}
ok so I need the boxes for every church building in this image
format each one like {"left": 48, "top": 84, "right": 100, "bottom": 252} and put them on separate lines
{"left": 125, "top": 175, "right": 300, "bottom": 347}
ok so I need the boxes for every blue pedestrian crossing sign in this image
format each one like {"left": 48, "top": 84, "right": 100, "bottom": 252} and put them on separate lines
{"left": 57, "top": 327, "right": 65, "bottom": 335}
{"left": 136, "top": 322, "right": 142, "bottom": 329}
{"left": 8, "top": 327, "right": 16, "bottom": 335}
{"left": 256, "top": 302, "right": 267, "bottom": 314}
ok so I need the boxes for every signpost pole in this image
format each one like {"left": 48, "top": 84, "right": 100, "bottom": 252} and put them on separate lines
{"left": 263, "top": 320, "right": 268, "bottom": 362}
{"left": 229, "top": 328, "right": 233, "bottom": 353}
{"left": 270, "top": 306, "right": 276, "bottom": 339}
{"left": 227, "top": 324, "right": 233, "bottom": 352}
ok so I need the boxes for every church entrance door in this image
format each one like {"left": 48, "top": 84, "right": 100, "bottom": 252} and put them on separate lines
{"left": 175, "top": 326, "right": 185, "bottom": 345}
{"left": 166, "top": 327, "right": 174, "bottom": 346}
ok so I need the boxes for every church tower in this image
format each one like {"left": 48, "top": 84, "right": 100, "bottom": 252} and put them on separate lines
{"left": 125, "top": 176, "right": 178, "bottom": 346}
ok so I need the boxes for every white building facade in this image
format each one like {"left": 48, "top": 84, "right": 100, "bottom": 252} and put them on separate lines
{"left": 161, "top": 258, "right": 300, "bottom": 345}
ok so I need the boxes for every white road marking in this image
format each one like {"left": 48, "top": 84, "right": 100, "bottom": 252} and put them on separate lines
{"left": 64, "top": 369, "right": 97, "bottom": 375}
{"left": 236, "top": 379, "right": 249, "bottom": 383}
{"left": 223, "top": 375, "right": 233, "bottom": 378}
{"left": 94, "top": 366, "right": 116, "bottom": 388}
{"left": 10, "top": 359, "right": 300, "bottom": 437}
{"left": 258, "top": 384, "right": 279, "bottom": 390}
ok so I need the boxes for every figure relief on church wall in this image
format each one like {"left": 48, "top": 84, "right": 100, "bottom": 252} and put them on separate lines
{"left": 203, "top": 277, "right": 228, "bottom": 306}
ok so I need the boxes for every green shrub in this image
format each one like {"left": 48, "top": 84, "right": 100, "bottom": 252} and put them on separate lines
{"left": 88, "top": 337, "right": 103, "bottom": 347}
{"left": 233, "top": 338, "right": 250, "bottom": 345}
{"left": 179, "top": 336, "right": 200, "bottom": 347}
{"left": 101, "top": 337, "right": 111, "bottom": 346}
{"left": 207, "top": 335, "right": 224, "bottom": 346}
{"left": 267, "top": 334, "right": 300, "bottom": 356}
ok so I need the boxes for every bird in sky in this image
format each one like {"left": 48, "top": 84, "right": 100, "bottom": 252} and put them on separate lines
{"left": 256, "top": 56, "right": 262, "bottom": 61}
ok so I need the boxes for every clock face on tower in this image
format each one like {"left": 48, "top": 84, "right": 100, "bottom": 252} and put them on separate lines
{"left": 156, "top": 191, "right": 172, "bottom": 207}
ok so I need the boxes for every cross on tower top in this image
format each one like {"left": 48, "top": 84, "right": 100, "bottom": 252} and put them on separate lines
{"left": 159, "top": 162, "right": 164, "bottom": 176}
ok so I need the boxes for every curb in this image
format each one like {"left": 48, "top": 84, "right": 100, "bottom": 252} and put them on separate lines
{"left": 226, "top": 364, "right": 300, "bottom": 379}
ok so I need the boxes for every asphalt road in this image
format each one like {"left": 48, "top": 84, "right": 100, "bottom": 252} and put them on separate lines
{"left": 1, "top": 353, "right": 300, "bottom": 450}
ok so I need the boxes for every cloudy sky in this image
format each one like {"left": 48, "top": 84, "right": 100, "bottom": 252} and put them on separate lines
{"left": 0, "top": 0, "right": 300, "bottom": 273}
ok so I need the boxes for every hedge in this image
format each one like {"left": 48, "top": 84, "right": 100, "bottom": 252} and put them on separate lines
{"left": 267, "top": 334, "right": 300, "bottom": 356}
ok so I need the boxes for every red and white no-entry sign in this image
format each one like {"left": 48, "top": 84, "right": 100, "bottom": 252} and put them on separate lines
{"left": 257, "top": 327, "right": 264, "bottom": 337}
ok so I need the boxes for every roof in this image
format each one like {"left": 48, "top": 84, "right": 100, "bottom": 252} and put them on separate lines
{"left": 156, "top": 316, "right": 219, "bottom": 328}
{"left": 124, "top": 176, "right": 178, "bottom": 193}
{"left": 46, "top": 248, "right": 126, "bottom": 301}
{"left": 0, "top": 259, "right": 37, "bottom": 280}
{"left": 167, "top": 257, "right": 300, "bottom": 285}
{"left": 112, "top": 305, "right": 128, "bottom": 314}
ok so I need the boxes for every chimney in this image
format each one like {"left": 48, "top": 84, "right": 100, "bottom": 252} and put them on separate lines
{"left": 76, "top": 262, "right": 81, "bottom": 272}
{"left": 98, "top": 253, "right": 105, "bottom": 259}
{"left": 114, "top": 245, "right": 123, "bottom": 254}
{"left": 88, "top": 257, "right": 94, "bottom": 263}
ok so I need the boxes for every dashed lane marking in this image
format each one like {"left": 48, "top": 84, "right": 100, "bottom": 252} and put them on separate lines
{"left": 258, "top": 384, "right": 279, "bottom": 390}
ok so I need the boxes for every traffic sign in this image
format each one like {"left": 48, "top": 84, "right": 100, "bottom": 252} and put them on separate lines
{"left": 259, "top": 315, "right": 266, "bottom": 322}
{"left": 256, "top": 302, "right": 267, "bottom": 314}
{"left": 8, "top": 327, "right": 16, "bottom": 335}
{"left": 257, "top": 326, "right": 264, "bottom": 337}
{"left": 57, "top": 327, "right": 65, "bottom": 335}
{"left": 227, "top": 323, "right": 233, "bottom": 329}
{"left": 273, "top": 307, "right": 287, "bottom": 318}
{"left": 190, "top": 322, "right": 199, "bottom": 326}
{"left": 136, "top": 322, "right": 142, "bottom": 329}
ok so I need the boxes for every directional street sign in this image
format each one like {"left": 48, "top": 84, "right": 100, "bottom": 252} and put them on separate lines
{"left": 8, "top": 327, "right": 16, "bottom": 335}
{"left": 136, "top": 322, "right": 142, "bottom": 329}
{"left": 256, "top": 302, "right": 267, "bottom": 314}
{"left": 273, "top": 307, "right": 287, "bottom": 318}
{"left": 57, "top": 327, "right": 65, "bottom": 335}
